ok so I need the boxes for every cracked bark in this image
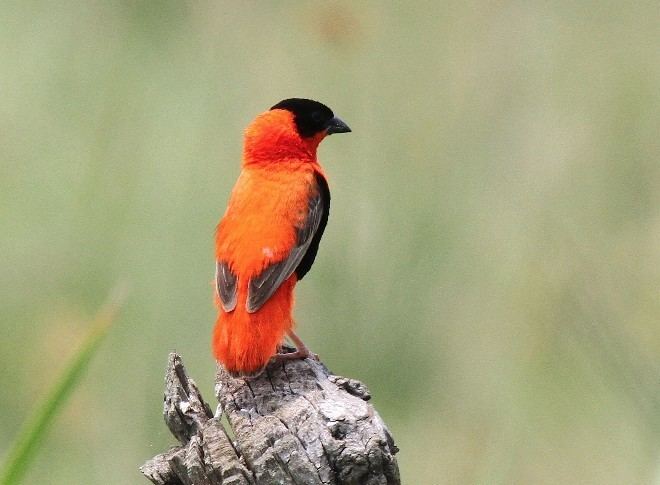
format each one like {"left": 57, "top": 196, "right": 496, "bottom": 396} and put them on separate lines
{"left": 141, "top": 351, "right": 400, "bottom": 485}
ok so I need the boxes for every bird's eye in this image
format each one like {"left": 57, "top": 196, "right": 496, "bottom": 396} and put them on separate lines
{"left": 311, "top": 111, "right": 326, "bottom": 124}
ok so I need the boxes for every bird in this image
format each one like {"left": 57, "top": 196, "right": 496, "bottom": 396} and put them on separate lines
{"left": 213, "top": 98, "right": 351, "bottom": 377}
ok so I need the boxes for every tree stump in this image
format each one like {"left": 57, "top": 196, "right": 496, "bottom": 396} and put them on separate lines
{"left": 141, "top": 350, "right": 400, "bottom": 485}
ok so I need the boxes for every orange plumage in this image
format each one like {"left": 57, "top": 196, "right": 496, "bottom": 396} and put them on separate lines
{"left": 213, "top": 99, "right": 350, "bottom": 376}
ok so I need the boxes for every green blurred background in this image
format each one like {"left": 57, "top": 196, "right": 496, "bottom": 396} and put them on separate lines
{"left": 1, "top": 1, "right": 659, "bottom": 483}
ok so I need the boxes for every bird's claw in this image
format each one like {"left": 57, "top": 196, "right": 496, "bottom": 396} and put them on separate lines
{"left": 272, "top": 348, "right": 318, "bottom": 363}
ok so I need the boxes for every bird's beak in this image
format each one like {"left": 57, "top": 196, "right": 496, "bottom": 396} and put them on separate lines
{"left": 325, "top": 116, "right": 351, "bottom": 135}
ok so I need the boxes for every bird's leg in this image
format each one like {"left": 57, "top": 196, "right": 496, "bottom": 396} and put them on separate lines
{"left": 273, "top": 329, "right": 319, "bottom": 362}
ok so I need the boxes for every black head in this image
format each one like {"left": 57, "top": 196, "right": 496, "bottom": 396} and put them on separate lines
{"left": 270, "top": 98, "right": 351, "bottom": 138}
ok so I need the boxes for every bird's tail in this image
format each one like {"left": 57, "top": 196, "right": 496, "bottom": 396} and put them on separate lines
{"left": 212, "top": 280, "right": 294, "bottom": 377}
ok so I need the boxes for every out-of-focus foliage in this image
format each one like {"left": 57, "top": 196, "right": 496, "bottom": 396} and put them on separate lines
{"left": 0, "top": 288, "right": 123, "bottom": 485}
{"left": 1, "top": 2, "right": 658, "bottom": 483}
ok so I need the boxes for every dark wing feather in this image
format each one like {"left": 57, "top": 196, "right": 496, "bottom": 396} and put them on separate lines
{"left": 216, "top": 261, "right": 237, "bottom": 312}
{"left": 246, "top": 180, "right": 327, "bottom": 313}
{"left": 294, "top": 172, "right": 330, "bottom": 281}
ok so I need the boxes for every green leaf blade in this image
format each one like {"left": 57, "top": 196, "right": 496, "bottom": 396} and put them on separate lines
{"left": 0, "top": 287, "right": 126, "bottom": 485}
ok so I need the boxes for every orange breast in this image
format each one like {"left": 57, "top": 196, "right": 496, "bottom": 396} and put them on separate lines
{"left": 215, "top": 162, "right": 319, "bottom": 279}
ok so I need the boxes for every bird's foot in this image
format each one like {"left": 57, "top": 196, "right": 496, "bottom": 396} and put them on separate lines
{"left": 274, "top": 329, "right": 319, "bottom": 363}
{"left": 273, "top": 347, "right": 319, "bottom": 362}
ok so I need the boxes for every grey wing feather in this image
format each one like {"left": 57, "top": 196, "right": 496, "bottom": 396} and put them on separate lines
{"left": 246, "top": 192, "right": 324, "bottom": 313}
{"left": 216, "top": 261, "right": 237, "bottom": 312}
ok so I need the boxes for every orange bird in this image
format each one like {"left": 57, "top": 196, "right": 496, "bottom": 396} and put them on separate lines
{"left": 213, "top": 99, "right": 351, "bottom": 377}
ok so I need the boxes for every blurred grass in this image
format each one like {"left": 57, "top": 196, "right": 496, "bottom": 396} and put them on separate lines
{"left": 0, "top": 1, "right": 659, "bottom": 484}
{"left": 0, "top": 287, "right": 124, "bottom": 485}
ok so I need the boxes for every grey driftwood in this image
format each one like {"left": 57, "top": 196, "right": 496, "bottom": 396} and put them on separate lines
{"left": 141, "top": 350, "right": 400, "bottom": 484}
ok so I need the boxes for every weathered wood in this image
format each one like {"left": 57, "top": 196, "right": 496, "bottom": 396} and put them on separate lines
{"left": 141, "top": 351, "right": 400, "bottom": 485}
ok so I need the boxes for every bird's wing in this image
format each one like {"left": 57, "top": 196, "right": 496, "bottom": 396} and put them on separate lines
{"left": 246, "top": 184, "right": 326, "bottom": 313}
{"left": 216, "top": 260, "right": 238, "bottom": 312}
